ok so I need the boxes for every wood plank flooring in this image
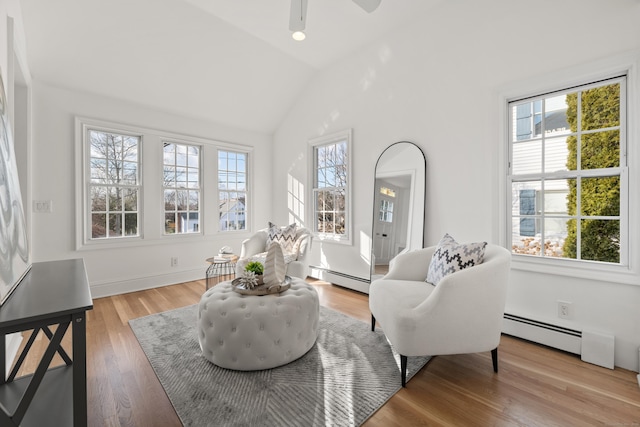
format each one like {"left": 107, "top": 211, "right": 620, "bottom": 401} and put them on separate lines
{"left": 12, "top": 278, "right": 640, "bottom": 426}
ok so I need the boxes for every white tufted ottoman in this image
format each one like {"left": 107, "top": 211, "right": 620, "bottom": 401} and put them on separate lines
{"left": 197, "top": 277, "right": 319, "bottom": 370}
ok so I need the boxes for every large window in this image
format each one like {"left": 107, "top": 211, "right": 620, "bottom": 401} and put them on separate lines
{"left": 79, "top": 117, "right": 252, "bottom": 248}
{"left": 311, "top": 130, "right": 351, "bottom": 242}
{"left": 508, "top": 76, "right": 627, "bottom": 265}
{"left": 163, "top": 142, "right": 200, "bottom": 234}
{"left": 88, "top": 129, "right": 140, "bottom": 239}
{"left": 218, "top": 150, "right": 247, "bottom": 231}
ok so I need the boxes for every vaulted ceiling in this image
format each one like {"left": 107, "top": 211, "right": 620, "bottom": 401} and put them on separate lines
{"left": 20, "top": 0, "right": 440, "bottom": 133}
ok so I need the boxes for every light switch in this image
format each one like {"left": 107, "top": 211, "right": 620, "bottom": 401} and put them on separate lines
{"left": 33, "top": 200, "right": 53, "bottom": 213}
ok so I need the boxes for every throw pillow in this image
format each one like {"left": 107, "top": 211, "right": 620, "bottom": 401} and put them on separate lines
{"left": 266, "top": 222, "right": 298, "bottom": 254}
{"left": 426, "top": 233, "right": 487, "bottom": 285}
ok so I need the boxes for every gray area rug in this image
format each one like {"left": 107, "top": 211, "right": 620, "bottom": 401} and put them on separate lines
{"left": 129, "top": 305, "right": 430, "bottom": 427}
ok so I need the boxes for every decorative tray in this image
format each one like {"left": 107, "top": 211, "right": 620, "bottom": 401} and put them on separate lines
{"left": 232, "top": 275, "right": 292, "bottom": 295}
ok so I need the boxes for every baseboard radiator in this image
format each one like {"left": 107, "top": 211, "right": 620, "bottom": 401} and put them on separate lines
{"left": 504, "top": 313, "right": 616, "bottom": 369}
{"left": 308, "top": 266, "right": 370, "bottom": 294}
{"left": 503, "top": 313, "right": 582, "bottom": 355}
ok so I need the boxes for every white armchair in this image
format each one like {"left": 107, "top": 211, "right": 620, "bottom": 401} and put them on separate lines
{"left": 235, "top": 226, "right": 313, "bottom": 279}
{"left": 369, "top": 244, "right": 511, "bottom": 387}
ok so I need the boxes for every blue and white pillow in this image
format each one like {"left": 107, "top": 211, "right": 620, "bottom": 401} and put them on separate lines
{"left": 426, "top": 233, "right": 487, "bottom": 285}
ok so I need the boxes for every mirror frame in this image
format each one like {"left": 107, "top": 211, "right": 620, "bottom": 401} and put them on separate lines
{"left": 371, "top": 141, "right": 426, "bottom": 282}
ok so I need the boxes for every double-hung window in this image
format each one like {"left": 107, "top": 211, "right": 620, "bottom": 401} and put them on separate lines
{"left": 218, "top": 150, "right": 247, "bottom": 231}
{"left": 508, "top": 76, "right": 627, "bottom": 265}
{"left": 163, "top": 142, "right": 201, "bottom": 234}
{"left": 87, "top": 129, "right": 140, "bottom": 240}
{"left": 79, "top": 117, "right": 253, "bottom": 248}
{"left": 310, "top": 130, "right": 352, "bottom": 242}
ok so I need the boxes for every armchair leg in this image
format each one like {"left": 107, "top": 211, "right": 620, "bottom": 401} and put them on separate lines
{"left": 400, "top": 355, "right": 407, "bottom": 387}
{"left": 491, "top": 348, "right": 498, "bottom": 373}
{"left": 371, "top": 314, "right": 376, "bottom": 331}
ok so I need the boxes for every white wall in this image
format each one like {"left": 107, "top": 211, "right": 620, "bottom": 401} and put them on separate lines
{"left": 30, "top": 82, "right": 273, "bottom": 297}
{"left": 273, "top": 0, "right": 640, "bottom": 370}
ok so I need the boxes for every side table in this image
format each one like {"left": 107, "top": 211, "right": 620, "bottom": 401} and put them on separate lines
{"left": 205, "top": 254, "right": 239, "bottom": 290}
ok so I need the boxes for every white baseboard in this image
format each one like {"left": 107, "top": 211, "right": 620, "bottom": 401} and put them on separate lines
{"left": 90, "top": 268, "right": 206, "bottom": 298}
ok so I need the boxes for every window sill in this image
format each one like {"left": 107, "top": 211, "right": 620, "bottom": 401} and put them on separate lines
{"left": 511, "top": 254, "right": 638, "bottom": 286}
{"left": 76, "top": 232, "right": 222, "bottom": 252}
{"left": 312, "top": 234, "right": 352, "bottom": 246}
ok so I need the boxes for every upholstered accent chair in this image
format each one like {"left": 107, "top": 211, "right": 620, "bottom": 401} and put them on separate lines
{"left": 236, "top": 225, "right": 313, "bottom": 279}
{"left": 369, "top": 244, "right": 511, "bottom": 387}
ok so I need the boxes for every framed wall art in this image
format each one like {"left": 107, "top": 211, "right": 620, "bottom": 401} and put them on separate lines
{"left": 0, "top": 68, "right": 31, "bottom": 306}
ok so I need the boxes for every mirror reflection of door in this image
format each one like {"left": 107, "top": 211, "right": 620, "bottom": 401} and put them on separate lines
{"left": 373, "top": 176, "right": 412, "bottom": 275}
{"left": 371, "top": 142, "right": 425, "bottom": 282}
{"left": 374, "top": 181, "right": 395, "bottom": 266}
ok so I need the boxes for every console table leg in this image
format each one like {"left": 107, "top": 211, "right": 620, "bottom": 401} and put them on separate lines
{"left": 72, "top": 312, "right": 88, "bottom": 427}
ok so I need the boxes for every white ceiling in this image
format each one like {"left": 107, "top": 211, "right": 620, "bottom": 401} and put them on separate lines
{"left": 20, "top": 0, "right": 439, "bottom": 133}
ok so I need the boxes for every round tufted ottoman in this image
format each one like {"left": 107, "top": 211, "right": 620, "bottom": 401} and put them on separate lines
{"left": 197, "top": 277, "right": 319, "bottom": 370}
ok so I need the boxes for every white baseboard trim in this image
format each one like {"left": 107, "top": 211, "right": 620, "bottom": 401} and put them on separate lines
{"left": 90, "top": 268, "right": 206, "bottom": 299}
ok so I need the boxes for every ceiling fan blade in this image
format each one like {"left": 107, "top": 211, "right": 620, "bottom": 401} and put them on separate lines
{"left": 289, "top": 0, "right": 308, "bottom": 31}
{"left": 352, "top": 0, "right": 382, "bottom": 13}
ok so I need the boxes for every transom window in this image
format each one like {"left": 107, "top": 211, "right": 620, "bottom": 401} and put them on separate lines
{"left": 88, "top": 129, "right": 140, "bottom": 239}
{"left": 218, "top": 150, "right": 247, "bottom": 231}
{"left": 508, "top": 76, "right": 627, "bottom": 265}
{"left": 163, "top": 142, "right": 200, "bottom": 234}
{"left": 311, "top": 130, "right": 351, "bottom": 242}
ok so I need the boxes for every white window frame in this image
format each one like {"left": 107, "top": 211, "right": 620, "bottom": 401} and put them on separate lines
{"left": 162, "top": 140, "right": 202, "bottom": 235}
{"left": 498, "top": 54, "right": 640, "bottom": 285}
{"left": 379, "top": 198, "right": 394, "bottom": 223}
{"left": 217, "top": 149, "right": 249, "bottom": 233}
{"left": 75, "top": 117, "right": 254, "bottom": 250}
{"left": 309, "top": 129, "right": 353, "bottom": 245}
{"left": 79, "top": 122, "right": 143, "bottom": 246}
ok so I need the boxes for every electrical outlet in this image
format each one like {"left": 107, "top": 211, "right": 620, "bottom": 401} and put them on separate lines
{"left": 171, "top": 257, "right": 178, "bottom": 267}
{"left": 557, "top": 301, "right": 573, "bottom": 319}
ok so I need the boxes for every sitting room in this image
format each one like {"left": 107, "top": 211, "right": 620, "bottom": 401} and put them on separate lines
{"left": 0, "top": 0, "right": 639, "bottom": 425}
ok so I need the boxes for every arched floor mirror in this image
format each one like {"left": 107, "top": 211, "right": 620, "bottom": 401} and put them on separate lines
{"left": 371, "top": 141, "right": 426, "bottom": 281}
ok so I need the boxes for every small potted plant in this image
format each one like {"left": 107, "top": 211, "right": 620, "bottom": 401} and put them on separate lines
{"left": 244, "top": 261, "right": 264, "bottom": 284}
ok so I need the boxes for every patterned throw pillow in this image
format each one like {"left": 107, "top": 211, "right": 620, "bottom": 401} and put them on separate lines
{"left": 266, "top": 222, "right": 298, "bottom": 254}
{"left": 426, "top": 233, "right": 487, "bottom": 285}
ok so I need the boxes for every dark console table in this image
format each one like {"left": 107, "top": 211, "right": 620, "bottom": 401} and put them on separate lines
{"left": 0, "top": 259, "right": 93, "bottom": 426}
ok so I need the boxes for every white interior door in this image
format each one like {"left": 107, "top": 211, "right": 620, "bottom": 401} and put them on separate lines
{"left": 373, "top": 184, "right": 396, "bottom": 264}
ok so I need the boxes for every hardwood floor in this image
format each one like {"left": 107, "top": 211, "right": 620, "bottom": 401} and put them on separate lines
{"left": 13, "top": 278, "right": 640, "bottom": 426}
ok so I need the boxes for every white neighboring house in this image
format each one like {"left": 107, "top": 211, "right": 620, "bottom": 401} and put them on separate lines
{"left": 219, "top": 199, "right": 246, "bottom": 231}
{"left": 511, "top": 102, "right": 570, "bottom": 255}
